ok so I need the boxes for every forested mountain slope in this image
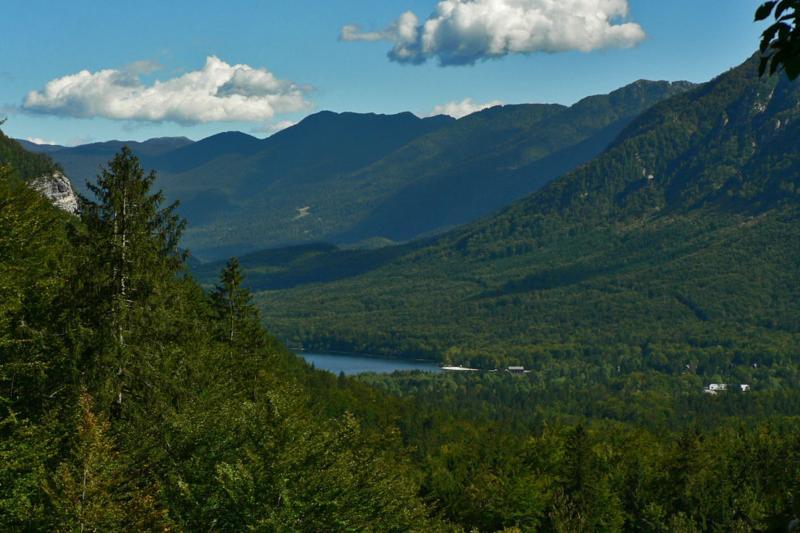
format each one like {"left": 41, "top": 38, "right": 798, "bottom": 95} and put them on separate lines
{"left": 33, "top": 81, "right": 688, "bottom": 259}
{"left": 1, "top": 128, "right": 59, "bottom": 181}
{"left": 169, "top": 111, "right": 455, "bottom": 256}
{"left": 0, "top": 143, "right": 446, "bottom": 531}
{"left": 5, "top": 100, "right": 800, "bottom": 531}
{"left": 21, "top": 136, "right": 193, "bottom": 194}
{"left": 337, "top": 79, "right": 693, "bottom": 243}
{"left": 163, "top": 82, "right": 691, "bottom": 256}
{"left": 257, "top": 55, "right": 800, "bottom": 379}
{"left": 14, "top": 138, "right": 67, "bottom": 153}
{"left": 1, "top": 128, "right": 80, "bottom": 211}
{"left": 192, "top": 240, "right": 429, "bottom": 291}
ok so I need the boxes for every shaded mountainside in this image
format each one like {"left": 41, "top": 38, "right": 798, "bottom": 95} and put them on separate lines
{"left": 182, "top": 83, "right": 689, "bottom": 257}
{"left": 1, "top": 129, "right": 79, "bottom": 212}
{"left": 35, "top": 82, "right": 688, "bottom": 260}
{"left": 20, "top": 136, "right": 194, "bottom": 196}
{"left": 192, "top": 240, "right": 428, "bottom": 291}
{"left": 168, "top": 111, "right": 456, "bottom": 257}
{"left": 14, "top": 138, "right": 67, "bottom": 153}
{"left": 338, "top": 79, "right": 693, "bottom": 243}
{"left": 8, "top": 126, "right": 800, "bottom": 532}
{"left": 149, "top": 132, "right": 258, "bottom": 174}
{"left": 253, "top": 55, "right": 800, "bottom": 369}
{"left": 1, "top": 128, "right": 59, "bottom": 181}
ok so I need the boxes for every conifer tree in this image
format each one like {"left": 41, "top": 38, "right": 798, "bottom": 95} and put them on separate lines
{"left": 74, "top": 147, "right": 185, "bottom": 411}
{"left": 47, "top": 392, "right": 169, "bottom": 531}
{"left": 212, "top": 257, "right": 257, "bottom": 343}
{"left": 557, "top": 425, "right": 624, "bottom": 531}
{"left": 0, "top": 161, "right": 75, "bottom": 530}
{"left": 0, "top": 161, "right": 72, "bottom": 416}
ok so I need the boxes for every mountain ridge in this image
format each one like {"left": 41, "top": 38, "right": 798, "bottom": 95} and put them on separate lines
{"left": 250, "top": 55, "right": 800, "bottom": 366}
{"left": 23, "top": 81, "right": 692, "bottom": 259}
{"left": 1, "top": 129, "right": 79, "bottom": 212}
{"left": 335, "top": 79, "right": 694, "bottom": 243}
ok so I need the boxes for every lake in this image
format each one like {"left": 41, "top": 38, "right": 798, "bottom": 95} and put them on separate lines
{"left": 298, "top": 352, "right": 442, "bottom": 375}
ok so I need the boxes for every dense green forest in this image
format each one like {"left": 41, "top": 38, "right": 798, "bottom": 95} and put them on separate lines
{"left": 3, "top": 116, "right": 800, "bottom": 530}
{"left": 8, "top": 44, "right": 800, "bottom": 530}
{"left": 0, "top": 126, "right": 59, "bottom": 181}
{"left": 0, "top": 142, "right": 442, "bottom": 530}
{"left": 256, "top": 55, "right": 800, "bottom": 387}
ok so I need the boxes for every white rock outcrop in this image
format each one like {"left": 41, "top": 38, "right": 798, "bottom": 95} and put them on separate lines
{"left": 30, "top": 171, "right": 79, "bottom": 213}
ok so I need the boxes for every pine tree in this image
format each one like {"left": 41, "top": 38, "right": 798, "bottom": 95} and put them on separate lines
{"left": 555, "top": 425, "right": 624, "bottom": 531}
{"left": 212, "top": 257, "right": 257, "bottom": 343}
{"left": 73, "top": 147, "right": 185, "bottom": 412}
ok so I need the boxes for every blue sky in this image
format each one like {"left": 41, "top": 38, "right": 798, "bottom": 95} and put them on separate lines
{"left": 1, "top": 1, "right": 765, "bottom": 145}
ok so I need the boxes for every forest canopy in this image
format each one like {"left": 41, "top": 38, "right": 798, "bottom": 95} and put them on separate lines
{"left": 2, "top": 11, "right": 800, "bottom": 526}
{"left": 1, "top": 115, "right": 800, "bottom": 529}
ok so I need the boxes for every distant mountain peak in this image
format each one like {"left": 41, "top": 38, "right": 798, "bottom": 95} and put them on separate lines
{"left": 297, "top": 109, "right": 430, "bottom": 124}
{"left": 492, "top": 54, "right": 800, "bottom": 233}
{"left": 28, "top": 74, "right": 694, "bottom": 254}
{"left": 204, "top": 130, "right": 258, "bottom": 140}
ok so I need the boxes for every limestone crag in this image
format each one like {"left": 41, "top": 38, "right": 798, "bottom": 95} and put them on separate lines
{"left": 30, "top": 171, "right": 79, "bottom": 213}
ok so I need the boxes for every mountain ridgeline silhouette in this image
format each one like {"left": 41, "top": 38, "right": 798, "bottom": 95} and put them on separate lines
{"left": 28, "top": 82, "right": 690, "bottom": 259}
{"left": 245, "top": 55, "right": 800, "bottom": 364}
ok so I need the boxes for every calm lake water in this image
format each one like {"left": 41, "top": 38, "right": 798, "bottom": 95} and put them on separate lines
{"left": 298, "top": 352, "right": 442, "bottom": 375}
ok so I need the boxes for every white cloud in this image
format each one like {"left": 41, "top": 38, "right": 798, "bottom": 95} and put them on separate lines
{"left": 341, "top": 0, "right": 646, "bottom": 66}
{"left": 23, "top": 56, "right": 312, "bottom": 124}
{"left": 270, "top": 120, "right": 298, "bottom": 133}
{"left": 66, "top": 135, "right": 96, "bottom": 147}
{"left": 429, "top": 97, "right": 504, "bottom": 118}
{"left": 340, "top": 25, "right": 386, "bottom": 42}
{"left": 26, "top": 136, "right": 59, "bottom": 146}
{"left": 253, "top": 119, "right": 298, "bottom": 135}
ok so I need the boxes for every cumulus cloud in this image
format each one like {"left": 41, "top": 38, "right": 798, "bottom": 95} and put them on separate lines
{"left": 341, "top": 11, "right": 423, "bottom": 62}
{"left": 429, "top": 97, "right": 503, "bottom": 118}
{"left": 341, "top": 0, "right": 646, "bottom": 66}
{"left": 23, "top": 56, "right": 312, "bottom": 124}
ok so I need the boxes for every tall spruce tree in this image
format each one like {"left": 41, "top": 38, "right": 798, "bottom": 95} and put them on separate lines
{"left": 74, "top": 147, "right": 185, "bottom": 413}
{"left": 212, "top": 257, "right": 257, "bottom": 343}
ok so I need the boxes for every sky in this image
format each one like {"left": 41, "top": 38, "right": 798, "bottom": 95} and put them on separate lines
{"left": 1, "top": 0, "right": 766, "bottom": 146}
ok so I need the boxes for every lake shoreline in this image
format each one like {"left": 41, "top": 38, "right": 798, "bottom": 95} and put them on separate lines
{"left": 297, "top": 351, "right": 443, "bottom": 376}
{"left": 295, "top": 348, "right": 440, "bottom": 365}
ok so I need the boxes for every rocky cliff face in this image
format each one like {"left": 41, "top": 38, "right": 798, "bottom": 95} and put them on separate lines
{"left": 30, "top": 171, "right": 79, "bottom": 213}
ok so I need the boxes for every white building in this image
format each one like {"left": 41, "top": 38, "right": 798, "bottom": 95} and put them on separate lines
{"left": 441, "top": 365, "right": 479, "bottom": 372}
{"left": 704, "top": 383, "right": 750, "bottom": 394}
